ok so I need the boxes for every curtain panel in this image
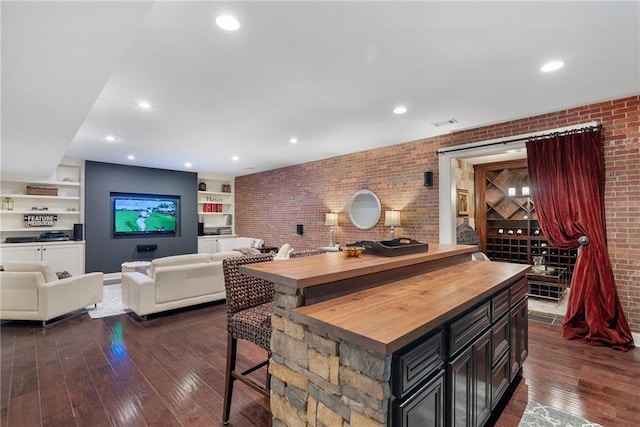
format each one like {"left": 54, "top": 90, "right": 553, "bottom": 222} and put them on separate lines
{"left": 526, "top": 128, "right": 633, "bottom": 351}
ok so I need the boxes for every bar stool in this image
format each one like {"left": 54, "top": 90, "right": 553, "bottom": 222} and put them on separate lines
{"left": 222, "top": 253, "right": 275, "bottom": 424}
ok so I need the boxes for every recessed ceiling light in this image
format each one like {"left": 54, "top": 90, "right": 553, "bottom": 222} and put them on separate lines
{"left": 127, "top": 155, "right": 135, "bottom": 160}
{"left": 105, "top": 135, "right": 117, "bottom": 142}
{"left": 232, "top": 155, "right": 239, "bottom": 161}
{"left": 216, "top": 15, "right": 240, "bottom": 31}
{"left": 290, "top": 138, "right": 298, "bottom": 144}
{"left": 540, "top": 60, "right": 564, "bottom": 72}
{"left": 138, "top": 101, "right": 151, "bottom": 109}
{"left": 185, "top": 162, "right": 192, "bottom": 168}
{"left": 393, "top": 106, "right": 407, "bottom": 115}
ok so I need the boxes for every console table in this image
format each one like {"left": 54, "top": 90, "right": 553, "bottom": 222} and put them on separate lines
{"left": 526, "top": 267, "right": 567, "bottom": 303}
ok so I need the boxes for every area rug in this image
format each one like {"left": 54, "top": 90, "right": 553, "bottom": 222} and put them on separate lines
{"left": 87, "top": 284, "right": 130, "bottom": 319}
{"left": 519, "top": 401, "right": 602, "bottom": 427}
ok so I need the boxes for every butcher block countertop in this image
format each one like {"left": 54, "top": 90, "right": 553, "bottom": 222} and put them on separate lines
{"left": 240, "top": 243, "right": 477, "bottom": 289}
{"left": 293, "top": 260, "right": 530, "bottom": 355}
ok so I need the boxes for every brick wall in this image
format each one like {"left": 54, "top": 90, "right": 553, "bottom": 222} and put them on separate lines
{"left": 236, "top": 95, "right": 640, "bottom": 331}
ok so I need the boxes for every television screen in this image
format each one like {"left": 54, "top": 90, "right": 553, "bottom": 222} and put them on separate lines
{"left": 112, "top": 194, "right": 179, "bottom": 237}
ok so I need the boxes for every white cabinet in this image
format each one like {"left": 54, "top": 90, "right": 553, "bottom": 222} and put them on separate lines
{"left": 0, "top": 242, "right": 85, "bottom": 275}
{"left": 197, "top": 175, "right": 234, "bottom": 235}
{"left": 197, "top": 235, "right": 236, "bottom": 254}
{"left": 0, "top": 160, "right": 84, "bottom": 242}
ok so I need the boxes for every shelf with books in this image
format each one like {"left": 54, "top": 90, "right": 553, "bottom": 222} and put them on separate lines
{"left": 197, "top": 175, "right": 234, "bottom": 234}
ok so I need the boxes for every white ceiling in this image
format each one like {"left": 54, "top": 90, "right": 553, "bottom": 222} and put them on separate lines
{"left": 2, "top": 1, "right": 639, "bottom": 178}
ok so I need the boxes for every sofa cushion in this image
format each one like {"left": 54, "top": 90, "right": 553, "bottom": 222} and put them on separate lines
{"left": 149, "top": 253, "right": 211, "bottom": 277}
{"left": 235, "top": 237, "right": 255, "bottom": 248}
{"left": 3, "top": 261, "right": 58, "bottom": 282}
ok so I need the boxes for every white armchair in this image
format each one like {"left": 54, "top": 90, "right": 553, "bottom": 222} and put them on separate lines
{"left": 0, "top": 261, "right": 104, "bottom": 327}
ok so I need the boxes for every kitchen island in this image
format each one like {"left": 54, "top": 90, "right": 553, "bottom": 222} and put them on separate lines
{"left": 241, "top": 244, "right": 530, "bottom": 427}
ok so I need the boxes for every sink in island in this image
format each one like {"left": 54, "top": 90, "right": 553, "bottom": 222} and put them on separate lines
{"left": 240, "top": 244, "right": 530, "bottom": 427}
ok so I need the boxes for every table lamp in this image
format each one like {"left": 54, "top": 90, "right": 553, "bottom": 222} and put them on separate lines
{"left": 384, "top": 210, "right": 401, "bottom": 240}
{"left": 325, "top": 212, "right": 339, "bottom": 246}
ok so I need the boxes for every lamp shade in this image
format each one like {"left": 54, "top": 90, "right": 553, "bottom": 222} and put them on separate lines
{"left": 325, "top": 212, "right": 339, "bottom": 226}
{"left": 384, "top": 210, "right": 401, "bottom": 227}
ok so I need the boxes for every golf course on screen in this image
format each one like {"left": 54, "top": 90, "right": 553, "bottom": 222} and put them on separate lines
{"left": 113, "top": 198, "right": 177, "bottom": 233}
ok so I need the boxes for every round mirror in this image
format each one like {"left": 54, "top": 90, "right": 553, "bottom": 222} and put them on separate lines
{"left": 348, "top": 190, "right": 381, "bottom": 230}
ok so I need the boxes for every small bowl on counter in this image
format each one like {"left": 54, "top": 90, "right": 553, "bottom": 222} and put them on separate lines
{"left": 341, "top": 246, "right": 365, "bottom": 257}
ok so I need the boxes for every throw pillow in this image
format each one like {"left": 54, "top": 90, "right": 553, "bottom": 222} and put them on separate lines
{"left": 56, "top": 271, "right": 73, "bottom": 279}
{"left": 233, "top": 247, "right": 261, "bottom": 256}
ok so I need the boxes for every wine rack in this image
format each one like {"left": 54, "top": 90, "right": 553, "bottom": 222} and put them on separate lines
{"left": 476, "top": 160, "right": 577, "bottom": 282}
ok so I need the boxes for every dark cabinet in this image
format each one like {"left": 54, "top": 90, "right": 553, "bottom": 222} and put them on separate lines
{"left": 391, "top": 278, "right": 528, "bottom": 427}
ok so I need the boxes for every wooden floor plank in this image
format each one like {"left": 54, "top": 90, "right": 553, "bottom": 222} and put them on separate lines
{"left": 1, "top": 303, "right": 638, "bottom": 427}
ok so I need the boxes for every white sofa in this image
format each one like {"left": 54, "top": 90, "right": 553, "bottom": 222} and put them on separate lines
{"left": 121, "top": 251, "right": 244, "bottom": 319}
{"left": 0, "top": 261, "right": 104, "bottom": 326}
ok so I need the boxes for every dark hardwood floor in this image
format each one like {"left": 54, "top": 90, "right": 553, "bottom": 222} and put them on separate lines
{"left": 1, "top": 302, "right": 638, "bottom": 426}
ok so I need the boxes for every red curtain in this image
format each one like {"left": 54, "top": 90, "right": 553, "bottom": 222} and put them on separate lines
{"left": 526, "top": 128, "right": 634, "bottom": 351}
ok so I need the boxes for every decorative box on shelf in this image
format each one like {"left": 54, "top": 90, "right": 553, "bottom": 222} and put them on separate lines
{"left": 26, "top": 185, "right": 58, "bottom": 196}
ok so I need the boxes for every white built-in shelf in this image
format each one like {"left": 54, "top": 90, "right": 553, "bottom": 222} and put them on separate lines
{"left": 1, "top": 209, "right": 81, "bottom": 215}
{"left": 198, "top": 191, "right": 232, "bottom": 196}
{"left": 1, "top": 179, "right": 81, "bottom": 187}
{"left": 2, "top": 226, "right": 74, "bottom": 232}
{"left": 0, "top": 194, "right": 81, "bottom": 200}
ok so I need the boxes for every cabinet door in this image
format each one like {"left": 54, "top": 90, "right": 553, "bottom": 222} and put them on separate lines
{"left": 42, "top": 245, "right": 81, "bottom": 275}
{"left": 509, "top": 297, "right": 529, "bottom": 381}
{"left": 448, "top": 346, "right": 473, "bottom": 427}
{"left": 474, "top": 330, "right": 492, "bottom": 427}
{"left": 197, "top": 238, "right": 219, "bottom": 254}
{"left": 393, "top": 370, "right": 444, "bottom": 427}
{"left": 516, "top": 298, "right": 529, "bottom": 366}
{"left": 0, "top": 245, "right": 40, "bottom": 264}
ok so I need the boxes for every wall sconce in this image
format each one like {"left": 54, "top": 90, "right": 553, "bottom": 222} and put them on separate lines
{"left": 325, "top": 212, "right": 339, "bottom": 246}
{"left": 521, "top": 186, "right": 530, "bottom": 196}
{"left": 384, "top": 210, "right": 401, "bottom": 240}
{"left": 423, "top": 171, "right": 433, "bottom": 187}
{"left": 508, "top": 187, "right": 516, "bottom": 197}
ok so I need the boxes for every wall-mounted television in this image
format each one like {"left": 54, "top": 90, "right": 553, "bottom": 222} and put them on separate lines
{"left": 111, "top": 193, "right": 180, "bottom": 237}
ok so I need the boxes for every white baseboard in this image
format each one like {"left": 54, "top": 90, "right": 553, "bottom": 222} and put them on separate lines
{"left": 632, "top": 331, "right": 639, "bottom": 347}
{"left": 104, "top": 272, "right": 121, "bottom": 285}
